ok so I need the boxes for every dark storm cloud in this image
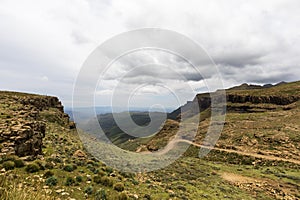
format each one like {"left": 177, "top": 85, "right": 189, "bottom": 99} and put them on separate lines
{"left": 247, "top": 71, "right": 295, "bottom": 84}
{"left": 213, "top": 52, "right": 265, "bottom": 68}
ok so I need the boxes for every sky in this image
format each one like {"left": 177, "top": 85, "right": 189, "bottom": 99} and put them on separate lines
{"left": 1, "top": 0, "right": 300, "bottom": 108}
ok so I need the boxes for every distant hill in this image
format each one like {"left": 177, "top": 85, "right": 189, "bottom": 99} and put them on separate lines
{"left": 80, "top": 111, "right": 166, "bottom": 145}
{"left": 168, "top": 81, "right": 300, "bottom": 121}
{"left": 66, "top": 106, "right": 175, "bottom": 121}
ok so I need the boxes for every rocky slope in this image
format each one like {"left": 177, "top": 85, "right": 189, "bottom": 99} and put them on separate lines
{"left": 0, "top": 91, "right": 72, "bottom": 157}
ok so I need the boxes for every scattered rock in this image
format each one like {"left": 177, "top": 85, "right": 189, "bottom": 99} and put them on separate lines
{"left": 55, "top": 189, "right": 65, "bottom": 193}
{"left": 73, "top": 150, "right": 86, "bottom": 159}
{"left": 61, "top": 192, "right": 70, "bottom": 196}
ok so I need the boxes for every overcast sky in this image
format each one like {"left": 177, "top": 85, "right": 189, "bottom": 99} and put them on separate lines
{"left": 1, "top": 0, "right": 300, "bottom": 108}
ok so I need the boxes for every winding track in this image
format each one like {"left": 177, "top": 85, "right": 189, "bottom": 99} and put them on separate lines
{"left": 142, "top": 138, "right": 300, "bottom": 165}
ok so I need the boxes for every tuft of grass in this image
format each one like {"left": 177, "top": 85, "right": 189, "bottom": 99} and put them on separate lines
{"left": 0, "top": 175, "right": 54, "bottom": 200}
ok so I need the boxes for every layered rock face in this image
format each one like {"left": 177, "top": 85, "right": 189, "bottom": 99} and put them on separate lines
{"left": 168, "top": 94, "right": 211, "bottom": 120}
{"left": 20, "top": 96, "right": 64, "bottom": 112}
{"left": 168, "top": 82, "right": 300, "bottom": 120}
{"left": 0, "top": 92, "right": 69, "bottom": 157}
{"left": 226, "top": 94, "right": 299, "bottom": 105}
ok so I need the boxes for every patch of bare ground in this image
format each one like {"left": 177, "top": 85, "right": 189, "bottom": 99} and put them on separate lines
{"left": 221, "top": 172, "right": 298, "bottom": 200}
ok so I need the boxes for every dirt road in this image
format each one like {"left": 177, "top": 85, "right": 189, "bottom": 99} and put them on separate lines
{"left": 142, "top": 138, "right": 300, "bottom": 165}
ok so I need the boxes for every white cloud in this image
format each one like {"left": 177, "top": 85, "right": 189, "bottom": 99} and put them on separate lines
{"left": 0, "top": 0, "right": 299, "bottom": 108}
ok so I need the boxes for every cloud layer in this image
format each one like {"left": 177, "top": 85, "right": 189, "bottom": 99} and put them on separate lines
{"left": 1, "top": 0, "right": 300, "bottom": 107}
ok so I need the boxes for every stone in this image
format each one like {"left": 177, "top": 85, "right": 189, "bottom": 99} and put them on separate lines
{"left": 55, "top": 189, "right": 65, "bottom": 193}
{"left": 73, "top": 150, "right": 87, "bottom": 159}
{"left": 61, "top": 192, "right": 70, "bottom": 196}
{"left": 44, "top": 189, "right": 52, "bottom": 195}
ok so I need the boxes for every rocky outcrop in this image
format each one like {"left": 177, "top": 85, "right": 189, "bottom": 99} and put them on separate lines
{"left": 20, "top": 96, "right": 64, "bottom": 112}
{"left": 0, "top": 92, "right": 70, "bottom": 157}
{"left": 168, "top": 94, "right": 211, "bottom": 120}
{"left": 0, "top": 120, "right": 46, "bottom": 156}
{"left": 227, "top": 94, "right": 299, "bottom": 105}
{"left": 168, "top": 82, "right": 300, "bottom": 120}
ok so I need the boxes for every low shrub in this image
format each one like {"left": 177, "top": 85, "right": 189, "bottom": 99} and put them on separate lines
{"left": 144, "top": 194, "right": 151, "bottom": 200}
{"left": 95, "top": 189, "right": 107, "bottom": 200}
{"left": 35, "top": 161, "right": 46, "bottom": 170}
{"left": 84, "top": 186, "right": 93, "bottom": 195}
{"left": 46, "top": 176, "right": 58, "bottom": 186}
{"left": 25, "top": 163, "right": 39, "bottom": 173}
{"left": 131, "top": 179, "right": 139, "bottom": 185}
{"left": 120, "top": 171, "right": 134, "bottom": 179}
{"left": 118, "top": 192, "right": 129, "bottom": 200}
{"left": 93, "top": 175, "right": 102, "bottom": 184}
{"left": 63, "top": 164, "right": 75, "bottom": 172}
{"left": 45, "top": 161, "right": 54, "bottom": 169}
{"left": 0, "top": 155, "right": 17, "bottom": 164}
{"left": 100, "top": 176, "right": 113, "bottom": 187}
{"left": 65, "top": 177, "right": 75, "bottom": 186}
{"left": 105, "top": 167, "right": 113, "bottom": 174}
{"left": 43, "top": 170, "right": 54, "bottom": 178}
{"left": 98, "top": 170, "right": 106, "bottom": 177}
{"left": 76, "top": 175, "right": 83, "bottom": 182}
{"left": 3, "top": 161, "right": 15, "bottom": 170}
{"left": 14, "top": 159, "right": 25, "bottom": 168}
{"left": 113, "top": 182, "right": 125, "bottom": 192}
{"left": 87, "top": 160, "right": 95, "bottom": 166}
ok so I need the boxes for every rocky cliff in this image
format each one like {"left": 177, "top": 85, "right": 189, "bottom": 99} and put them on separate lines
{"left": 168, "top": 81, "right": 300, "bottom": 120}
{"left": 0, "top": 91, "right": 70, "bottom": 157}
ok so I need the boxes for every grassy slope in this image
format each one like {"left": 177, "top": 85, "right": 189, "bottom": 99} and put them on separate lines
{"left": 117, "top": 81, "right": 300, "bottom": 199}
{"left": 0, "top": 91, "right": 261, "bottom": 200}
